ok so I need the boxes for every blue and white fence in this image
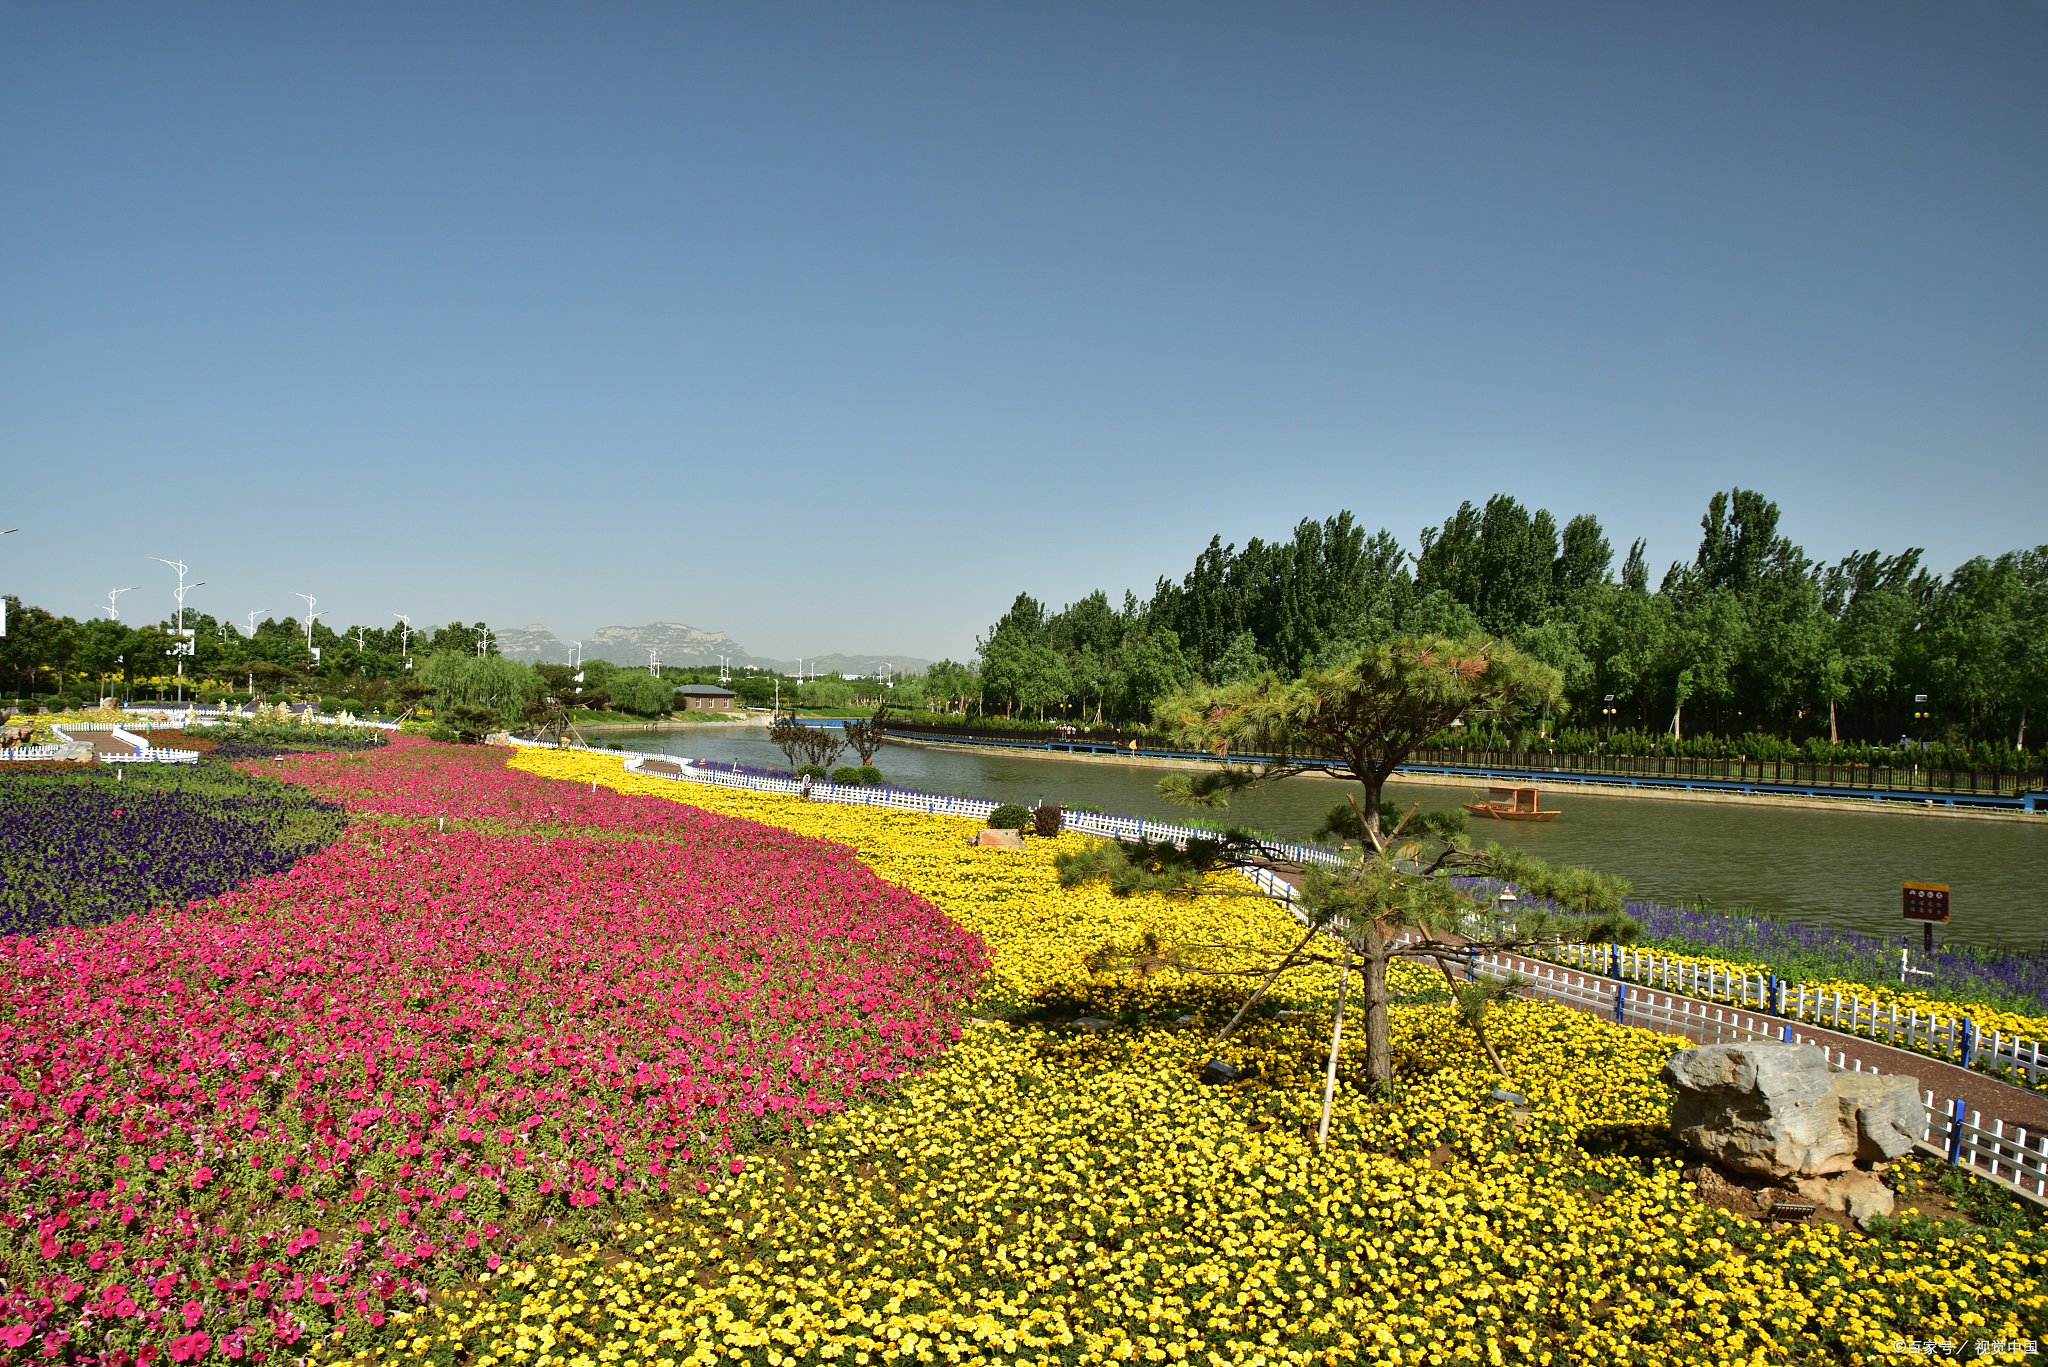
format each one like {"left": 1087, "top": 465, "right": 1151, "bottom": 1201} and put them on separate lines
{"left": 1447, "top": 943, "right": 2048, "bottom": 1202}
{"left": 624, "top": 755, "right": 1002, "bottom": 820}
{"left": 1544, "top": 941, "right": 2048, "bottom": 1089}
{"left": 1, "top": 743, "right": 67, "bottom": 762}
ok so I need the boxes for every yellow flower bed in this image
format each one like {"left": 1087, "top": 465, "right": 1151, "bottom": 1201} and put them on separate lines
{"left": 377, "top": 746, "right": 2048, "bottom": 1367}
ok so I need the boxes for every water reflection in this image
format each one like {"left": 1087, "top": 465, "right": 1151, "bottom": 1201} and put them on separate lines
{"left": 588, "top": 723, "right": 2047, "bottom": 947}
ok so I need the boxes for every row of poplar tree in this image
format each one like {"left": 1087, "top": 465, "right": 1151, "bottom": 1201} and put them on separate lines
{"left": 961, "top": 488, "right": 2046, "bottom": 751}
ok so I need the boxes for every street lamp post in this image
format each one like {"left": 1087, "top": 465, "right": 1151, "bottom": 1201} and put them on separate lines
{"left": 295, "top": 594, "right": 325, "bottom": 670}
{"left": 392, "top": 614, "right": 413, "bottom": 669}
{"left": 0, "top": 527, "right": 16, "bottom": 637}
{"left": 99, "top": 586, "right": 141, "bottom": 621}
{"left": 149, "top": 558, "right": 204, "bottom": 703}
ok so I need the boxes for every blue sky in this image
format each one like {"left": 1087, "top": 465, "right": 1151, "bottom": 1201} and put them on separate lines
{"left": 2, "top": 2, "right": 2042, "bottom": 662}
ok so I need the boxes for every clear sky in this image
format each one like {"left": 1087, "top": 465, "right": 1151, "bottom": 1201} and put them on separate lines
{"left": 3, "top": 2, "right": 2042, "bottom": 662}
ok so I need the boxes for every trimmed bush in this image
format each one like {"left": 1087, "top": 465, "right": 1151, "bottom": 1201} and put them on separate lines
{"left": 986, "top": 803, "right": 1031, "bottom": 831}
{"left": 832, "top": 765, "right": 887, "bottom": 786}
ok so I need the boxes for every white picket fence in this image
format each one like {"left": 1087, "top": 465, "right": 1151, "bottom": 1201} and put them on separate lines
{"left": 1, "top": 744, "right": 67, "bottom": 762}
{"left": 604, "top": 749, "right": 1353, "bottom": 866}
{"left": 1937, "top": 1102, "right": 2048, "bottom": 1200}
{"left": 45, "top": 725, "right": 202, "bottom": 765}
{"left": 625, "top": 755, "right": 1002, "bottom": 820}
{"left": 1547, "top": 941, "right": 2045, "bottom": 1089}
{"left": 1449, "top": 944, "right": 2048, "bottom": 1201}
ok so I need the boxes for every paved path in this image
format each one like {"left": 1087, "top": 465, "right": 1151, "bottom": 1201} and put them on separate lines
{"left": 1458, "top": 945, "right": 2048, "bottom": 1136}
{"left": 61, "top": 728, "right": 147, "bottom": 758}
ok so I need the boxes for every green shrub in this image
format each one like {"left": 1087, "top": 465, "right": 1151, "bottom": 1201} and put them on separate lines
{"left": 986, "top": 803, "right": 1031, "bottom": 831}
{"left": 857, "top": 765, "right": 884, "bottom": 786}
{"left": 796, "top": 764, "right": 830, "bottom": 779}
{"left": 831, "top": 765, "right": 887, "bottom": 785}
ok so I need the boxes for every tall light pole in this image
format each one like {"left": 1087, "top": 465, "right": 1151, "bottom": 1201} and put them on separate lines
{"left": 241, "top": 610, "right": 268, "bottom": 710}
{"left": 0, "top": 528, "right": 16, "bottom": 637}
{"left": 475, "top": 624, "right": 493, "bottom": 658}
{"left": 717, "top": 653, "right": 730, "bottom": 684}
{"left": 149, "top": 558, "right": 204, "bottom": 702}
{"left": 99, "top": 586, "right": 140, "bottom": 621}
{"left": 392, "top": 614, "right": 413, "bottom": 669}
{"left": 647, "top": 648, "right": 660, "bottom": 677}
{"left": 295, "top": 593, "right": 325, "bottom": 662}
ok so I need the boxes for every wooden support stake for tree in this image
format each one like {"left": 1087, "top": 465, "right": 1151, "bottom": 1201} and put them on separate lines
{"left": 1214, "top": 921, "right": 1324, "bottom": 1043}
{"left": 1434, "top": 952, "right": 1510, "bottom": 1081}
{"left": 1319, "top": 941, "right": 1353, "bottom": 1151}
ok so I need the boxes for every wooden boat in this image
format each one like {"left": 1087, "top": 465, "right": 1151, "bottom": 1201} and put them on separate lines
{"left": 1461, "top": 784, "right": 1561, "bottom": 822}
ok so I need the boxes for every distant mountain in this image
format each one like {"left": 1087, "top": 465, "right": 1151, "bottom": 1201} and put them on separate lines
{"left": 583, "top": 622, "right": 746, "bottom": 669}
{"left": 489, "top": 621, "right": 928, "bottom": 678}
{"left": 493, "top": 624, "right": 570, "bottom": 662}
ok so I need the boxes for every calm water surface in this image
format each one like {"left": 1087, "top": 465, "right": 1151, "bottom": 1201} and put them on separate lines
{"left": 596, "top": 724, "right": 2048, "bottom": 947}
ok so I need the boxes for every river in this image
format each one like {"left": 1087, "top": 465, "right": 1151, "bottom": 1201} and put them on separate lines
{"left": 592, "top": 723, "right": 2048, "bottom": 947}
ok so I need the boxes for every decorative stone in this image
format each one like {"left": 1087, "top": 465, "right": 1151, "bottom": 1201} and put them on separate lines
{"left": 1829, "top": 1073, "right": 1924, "bottom": 1161}
{"left": 1662, "top": 1043, "right": 1922, "bottom": 1181}
{"left": 975, "top": 828, "right": 1027, "bottom": 850}
{"left": 1791, "top": 1169, "right": 1897, "bottom": 1226}
{"left": 1174, "top": 1015, "right": 1201, "bottom": 1028}
{"left": 1072, "top": 1017, "right": 1114, "bottom": 1033}
{"left": 1199, "top": 1060, "right": 1241, "bottom": 1086}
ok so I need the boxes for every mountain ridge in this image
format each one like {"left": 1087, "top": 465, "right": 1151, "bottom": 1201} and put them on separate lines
{"left": 489, "top": 621, "right": 929, "bottom": 677}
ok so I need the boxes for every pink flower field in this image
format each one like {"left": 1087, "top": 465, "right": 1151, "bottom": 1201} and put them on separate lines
{"left": 0, "top": 738, "right": 986, "bottom": 1363}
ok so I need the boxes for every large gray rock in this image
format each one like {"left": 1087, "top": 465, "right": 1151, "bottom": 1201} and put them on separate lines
{"left": 1831, "top": 1073, "right": 1924, "bottom": 1161}
{"left": 1662, "top": 1043, "right": 1924, "bottom": 1181}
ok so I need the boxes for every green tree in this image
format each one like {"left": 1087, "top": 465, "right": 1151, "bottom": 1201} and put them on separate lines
{"left": 1061, "top": 637, "right": 1627, "bottom": 1094}
{"left": 73, "top": 619, "right": 133, "bottom": 703}
{"left": 1152, "top": 634, "right": 1562, "bottom": 847}
{"left": 1210, "top": 631, "right": 1268, "bottom": 686}
{"left": 608, "top": 670, "right": 674, "bottom": 718}
{"left": 419, "top": 651, "right": 539, "bottom": 727}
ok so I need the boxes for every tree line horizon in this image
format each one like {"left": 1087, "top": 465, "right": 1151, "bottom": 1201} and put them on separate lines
{"left": 947, "top": 488, "right": 2044, "bottom": 752}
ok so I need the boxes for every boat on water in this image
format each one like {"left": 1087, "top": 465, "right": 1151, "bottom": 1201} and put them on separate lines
{"left": 1461, "top": 784, "right": 1561, "bottom": 822}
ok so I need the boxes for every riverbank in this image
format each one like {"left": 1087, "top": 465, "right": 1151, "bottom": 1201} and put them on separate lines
{"left": 883, "top": 734, "right": 2047, "bottom": 824}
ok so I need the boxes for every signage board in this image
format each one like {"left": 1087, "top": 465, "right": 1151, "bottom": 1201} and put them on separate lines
{"left": 1902, "top": 882, "right": 1950, "bottom": 923}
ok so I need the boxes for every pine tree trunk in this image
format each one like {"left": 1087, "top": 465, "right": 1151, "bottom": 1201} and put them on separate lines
{"left": 1361, "top": 930, "right": 1393, "bottom": 1087}
{"left": 1829, "top": 698, "right": 1837, "bottom": 744}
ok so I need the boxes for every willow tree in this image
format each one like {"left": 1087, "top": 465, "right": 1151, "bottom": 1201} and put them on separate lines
{"left": 1059, "top": 635, "right": 1635, "bottom": 1100}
